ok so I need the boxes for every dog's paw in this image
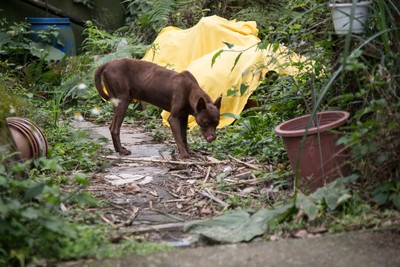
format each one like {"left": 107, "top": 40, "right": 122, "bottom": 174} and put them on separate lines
{"left": 119, "top": 149, "right": 131, "bottom": 156}
{"left": 180, "top": 153, "right": 191, "bottom": 159}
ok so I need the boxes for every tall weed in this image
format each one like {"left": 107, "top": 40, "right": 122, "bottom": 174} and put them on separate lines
{"left": 332, "top": 0, "right": 400, "bottom": 184}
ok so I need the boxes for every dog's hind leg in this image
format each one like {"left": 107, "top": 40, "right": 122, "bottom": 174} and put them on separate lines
{"left": 110, "top": 100, "right": 131, "bottom": 155}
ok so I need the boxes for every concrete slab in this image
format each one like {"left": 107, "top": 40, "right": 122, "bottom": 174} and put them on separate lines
{"left": 62, "top": 229, "right": 400, "bottom": 267}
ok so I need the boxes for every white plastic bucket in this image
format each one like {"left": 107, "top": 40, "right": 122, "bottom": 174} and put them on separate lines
{"left": 328, "top": 2, "right": 371, "bottom": 35}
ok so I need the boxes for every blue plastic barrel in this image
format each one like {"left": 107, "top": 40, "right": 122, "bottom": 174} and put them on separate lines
{"left": 26, "top": 17, "right": 76, "bottom": 56}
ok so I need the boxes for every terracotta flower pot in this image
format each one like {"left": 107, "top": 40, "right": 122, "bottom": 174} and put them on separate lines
{"left": 275, "top": 111, "right": 350, "bottom": 192}
{"left": 6, "top": 117, "right": 48, "bottom": 161}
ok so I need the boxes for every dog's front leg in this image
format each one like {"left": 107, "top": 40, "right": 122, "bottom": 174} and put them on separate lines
{"left": 168, "top": 115, "right": 190, "bottom": 158}
{"left": 180, "top": 115, "right": 191, "bottom": 154}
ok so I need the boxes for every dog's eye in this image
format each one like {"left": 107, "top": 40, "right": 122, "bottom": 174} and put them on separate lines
{"left": 201, "top": 120, "right": 210, "bottom": 127}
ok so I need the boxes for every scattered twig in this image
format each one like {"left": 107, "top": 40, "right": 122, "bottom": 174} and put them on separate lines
{"left": 236, "top": 178, "right": 268, "bottom": 186}
{"left": 199, "top": 189, "right": 228, "bottom": 208}
{"left": 171, "top": 173, "right": 204, "bottom": 179}
{"left": 123, "top": 207, "right": 139, "bottom": 226}
{"left": 233, "top": 171, "right": 253, "bottom": 179}
{"left": 152, "top": 209, "right": 185, "bottom": 222}
{"left": 203, "top": 166, "right": 211, "bottom": 183}
{"left": 162, "top": 199, "right": 187, "bottom": 203}
{"left": 101, "top": 215, "right": 117, "bottom": 228}
{"left": 228, "top": 155, "right": 261, "bottom": 170}
{"left": 164, "top": 188, "right": 184, "bottom": 199}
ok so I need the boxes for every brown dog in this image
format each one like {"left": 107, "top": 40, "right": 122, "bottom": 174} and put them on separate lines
{"left": 94, "top": 58, "right": 222, "bottom": 158}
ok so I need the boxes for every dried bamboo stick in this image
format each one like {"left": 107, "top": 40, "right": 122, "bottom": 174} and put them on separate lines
{"left": 104, "top": 155, "right": 227, "bottom": 166}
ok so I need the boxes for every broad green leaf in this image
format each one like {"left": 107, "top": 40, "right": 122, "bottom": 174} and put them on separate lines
{"left": 29, "top": 42, "right": 65, "bottom": 62}
{"left": 0, "top": 164, "right": 5, "bottom": 175}
{"left": 240, "top": 84, "right": 249, "bottom": 96}
{"left": 231, "top": 52, "right": 243, "bottom": 72}
{"left": 389, "top": 193, "right": 400, "bottom": 209}
{"left": 223, "top": 42, "right": 234, "bottom": 49}
{"left": 184, "top": 204, "right": 293, "bottom": 243}
{"left": 21, "top": 207, "right": 40, "bottom": 219}
{"left": 372, "top": 192, "right": 388, "bottom": 206}
{"left": 221, "top": 113, "right": 241, "bottom": 120}
{"left": 0, "top": 31, "right": 10, "bottom": 46}
{"left": 74, "top": 173, "right": 89, "bottom": 187}
{"left": 0, "top": 176, "right": 7, "bottom": 186}
{"left": 39, "top": 158, "right": 63, "bottom": 171}
{"left": 72, "top": 192, "right": 98, "bottom": 207}
{"left": 227, "top": 88, "right": 238, "bottom": 96}
{"left": 324, "top": 191, "right": 342, "bottom": 210}
{"left": 272, "top": 42, "right": 280, "bottom": 52}
{"left": 258, "top": 39, "right": 269, "bottom": 49}
{"left": 211, "top": 49, "right": 223, "bottom": 67}
{"left": 44, "top": 219, "right": 63, "bottom": 233}
{"left": 0, "top": 199, "right": 9, "bottom": 215}
{"left": 24, "top": 183, "right": 45, "bottom": 201}
{"left": 334, "top": 174, "right": 359, "bottom": 185}
{"left": 337, "top": 193, "right": 352, "bottom": 206}
{"left": 296, "top": 193, "right": 318, "bottom": 220}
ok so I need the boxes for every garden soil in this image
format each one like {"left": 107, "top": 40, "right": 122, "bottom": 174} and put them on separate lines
{"left": 64, "top": 120, "right": 400, "bottom": 266}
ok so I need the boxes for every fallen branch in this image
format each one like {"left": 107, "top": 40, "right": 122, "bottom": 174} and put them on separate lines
{"left": 129, "top": 222, "right": 187, "bottom": 233}
{"left": 171, "top": 173, "right": 204, "bottom": 179}
{"left": 123, "top": 207, "right": 139, "bottom": 226}
{"left": 203, "top": 166, "right": 211, "bottom": 183}
{"left": 162, "top": 199, "right": 187, "bottom": 203}
{"left": 153, "top": 209, "right": 186, "bottom": 222}
{"left": 229, "top": 155, "right": 262, "bottom": 170}
{"left": 104, "top": 155, "right": 227, "bottom": 166}
{"left": 199, "top": 189, "right": 228, "bottom": 208}
{"left": 233, "top": 171, "right": 254, "bottom": 179}
{"left": 101, "top": 215, "right": 117, "bottom": 228}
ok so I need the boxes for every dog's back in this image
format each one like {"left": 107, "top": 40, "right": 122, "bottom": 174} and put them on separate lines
{"left": 94, "top": 58, "right": 201, "bottom": 112}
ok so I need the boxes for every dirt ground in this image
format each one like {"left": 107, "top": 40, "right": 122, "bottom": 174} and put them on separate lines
{"left": 64, "top": 120, "right": 400, "bottom": 267}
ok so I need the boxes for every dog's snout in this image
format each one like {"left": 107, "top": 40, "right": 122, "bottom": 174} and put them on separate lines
{"left": 206, "top": 134, "right": 216, "bottom": 143}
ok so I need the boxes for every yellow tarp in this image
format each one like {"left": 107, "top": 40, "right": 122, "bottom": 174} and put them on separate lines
{"left": 142, "top": 15, "right": 309, "bottom": 129}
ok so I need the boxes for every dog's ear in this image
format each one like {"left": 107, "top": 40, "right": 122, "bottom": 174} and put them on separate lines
{"left": 214, "top": 95, "right": 222, "bottom": 109}
{"left": 196, "top": 97, "right": 207, "bottom": 113}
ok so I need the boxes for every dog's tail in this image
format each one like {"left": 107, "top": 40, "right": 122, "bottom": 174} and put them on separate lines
{"left": 94, "top": 62, "right": 110, "bottom": 101}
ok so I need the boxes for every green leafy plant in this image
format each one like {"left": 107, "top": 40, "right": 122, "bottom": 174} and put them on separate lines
{"left": 123, "top": 0, "right": 177, "bottom": 41}
{"left": 371, "top": 179, "right": 400, "bottom": 209}
{"left": 81, "top": 21, "right": 122, "bottom": 54}
{"left": 45, "top": 123, "right": 108, "bottom": 172}
{"left": 330, "top": 0, "right": 400, "bottom": 184}
{"left": 0, "top": 21, "right": 66, "bottom": 64}
{"left": 0, "top": 155, "right": 78, "bottom": 266}
{"left": 295, "top": 175, "right": 357, "bottom": 220}
{"left": 201, "top": 111, "right": 287, "bottom": 162}
{"left": 0, "top": 153, "right": 167, "bottom": 266}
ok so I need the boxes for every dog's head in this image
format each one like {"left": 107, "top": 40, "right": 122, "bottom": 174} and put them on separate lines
{"left": 194, "top": 96, "right": 222, "bottom": 143}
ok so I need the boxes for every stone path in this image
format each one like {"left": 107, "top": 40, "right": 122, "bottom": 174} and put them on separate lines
{"left": 74, "top": 120, "right": 193, "bottom": 243}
